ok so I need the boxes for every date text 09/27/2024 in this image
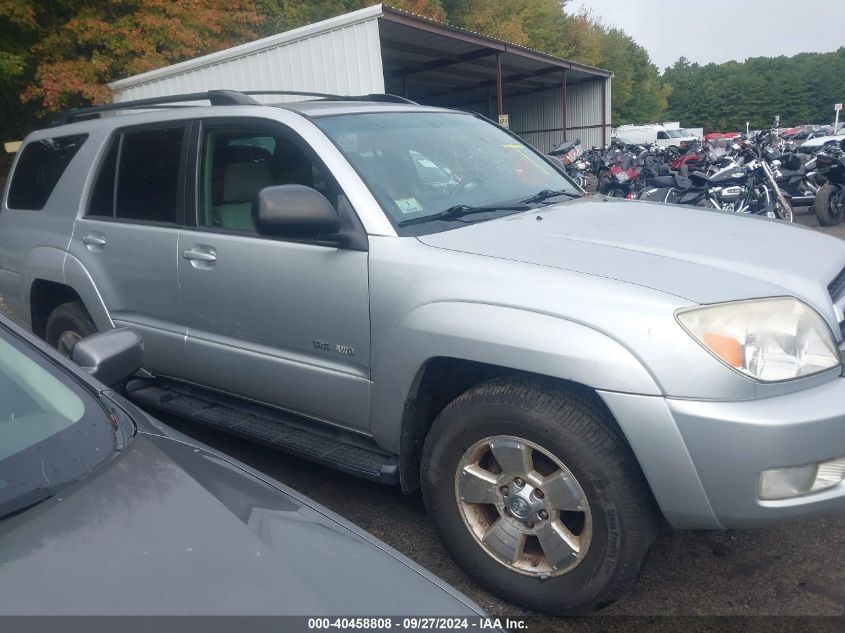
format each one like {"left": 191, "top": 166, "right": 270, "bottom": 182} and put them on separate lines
{"left": 306, "top": 617, "right": 527, "bottom": 630}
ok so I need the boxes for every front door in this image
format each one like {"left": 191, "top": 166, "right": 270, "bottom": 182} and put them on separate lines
{"left": 69, "top": 123, "right": 188, "bottom": 375}
{"left": 177, "top": 120, "right": 371, "bottom": 431}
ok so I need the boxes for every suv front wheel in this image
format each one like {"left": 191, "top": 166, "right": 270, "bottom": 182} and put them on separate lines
{"left": 421, "top": 375, "right": 658, "bottom": 614}
{"left": 45, "top": 301, "right": 96, "bottom": 357}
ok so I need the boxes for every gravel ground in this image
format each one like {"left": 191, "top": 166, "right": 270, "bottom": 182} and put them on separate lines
{"left": 4, "top": 200, "right": 845, "bottom": 627}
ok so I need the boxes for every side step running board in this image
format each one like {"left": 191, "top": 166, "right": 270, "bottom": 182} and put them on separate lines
{"left": 127, "top": 378, "right": 398, "bottom": 485}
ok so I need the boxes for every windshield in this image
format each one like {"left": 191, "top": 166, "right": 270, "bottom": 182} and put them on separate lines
{"left": 667, "top": 130, "right": 688, "bottom": 138}
{"left": 0, "top": 327, "right": 119, "bottom": 520}
{"left": 315, "top": 112, "right": 579, "bottom": 235}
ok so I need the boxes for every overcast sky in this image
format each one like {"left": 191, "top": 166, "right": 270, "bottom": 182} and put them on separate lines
{"left": 568, "top": 0, "right": 845, "bottom": 71}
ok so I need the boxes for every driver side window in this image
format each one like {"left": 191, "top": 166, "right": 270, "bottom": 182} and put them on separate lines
{"left": 198, "top": 124, "right": 336, "bottom": 232}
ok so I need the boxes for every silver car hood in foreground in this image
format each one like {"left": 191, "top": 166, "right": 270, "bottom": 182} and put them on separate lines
{"left": 0, "top": 430, "right": 480, "bottom": 616}
{"left": 417, "top": 196, "right": 845, "bottom": 313}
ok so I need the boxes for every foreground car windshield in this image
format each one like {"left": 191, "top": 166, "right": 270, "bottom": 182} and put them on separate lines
{"left": 0, "top": 330, "right": 118, "bottom": 519}
{"left": 316, "top": 112, "right": 579, "bottom": 235}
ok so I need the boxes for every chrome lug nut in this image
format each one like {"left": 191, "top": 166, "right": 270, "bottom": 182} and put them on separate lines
{"left": 500, "top": 486, "right": 509, "bottom": 496}
{"left": 534, "top": 489, "right": 545, "bottom": 499}
{"left": 538, "top": 509, "right": 549, "bottom": 520}
{"left": 514, "top": 477, "right": 525, "bottom": 487}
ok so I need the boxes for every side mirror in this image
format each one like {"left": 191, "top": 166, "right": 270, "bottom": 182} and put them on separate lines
{"left": 71, "top": 328, "right": 143, "bottom": 387}
{"left": 255, "top": 185, "right": 340, "bottom": 239}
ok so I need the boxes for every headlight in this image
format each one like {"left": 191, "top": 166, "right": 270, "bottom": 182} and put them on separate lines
{"left": 676, "top": 298, "right": 840, "bottom": 382}
{"left": 615, "top": 172, "right": 629, "bottom": 183}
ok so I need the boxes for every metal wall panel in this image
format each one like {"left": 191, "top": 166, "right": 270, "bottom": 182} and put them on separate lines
{"left": 460, "top": 78, "right": 610, "bottom": 153}
{"left": 111, "top": 15, "right": 385, "bottom": 104}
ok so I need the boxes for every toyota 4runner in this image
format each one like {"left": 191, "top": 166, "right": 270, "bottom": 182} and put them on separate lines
{"left": 2, "top": 90, "right": 845, "bottom": 614}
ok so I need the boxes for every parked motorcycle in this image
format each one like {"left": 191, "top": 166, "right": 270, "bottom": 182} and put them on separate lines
{"left": 813, "top": 139, "right": 845, "bottom": 226}
{"left": 549, "top": 138, "right": 588, "bottom": 188}
{"left": 599, "top": 151, "right": 641, "bottom": 197}
{"left": 638, "top": 156, "right": 793, "bottom": 221}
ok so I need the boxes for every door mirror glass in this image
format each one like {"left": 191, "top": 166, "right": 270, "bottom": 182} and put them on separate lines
{"left": 255, "top": 185, "right": 340, "bottom": 238}
{"left": 71, "top": 328, "right": 143, "bottom": 386}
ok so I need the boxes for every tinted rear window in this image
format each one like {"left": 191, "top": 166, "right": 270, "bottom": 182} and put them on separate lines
{"left": 86, "top": 126, "right": 184, "bottom": 223}
{"left": 7, "top": 135, "right": 87, "bottom": 210}
{"left": 116, "top": 127, "right": 183, "bottom": 223}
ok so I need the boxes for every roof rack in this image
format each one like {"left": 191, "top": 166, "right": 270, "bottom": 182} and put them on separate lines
{"left": 241, "top": 91, "right": 417, "bottom": 105}
{"left": 57, "top": 89, "right": 417, "bottom": 125}
{"left": 60, "top": 90, "right": 258, "bottom": 124}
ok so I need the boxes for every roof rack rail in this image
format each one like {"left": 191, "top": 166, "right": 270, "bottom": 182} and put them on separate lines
{"left": 56, "top": 89, "right": 418, "bottom": 125}
{"left": 241, "top": 91, "right": 417, "bottom": 105}
{"left": 59, "top": 90, "right": 259, "bottom": 124}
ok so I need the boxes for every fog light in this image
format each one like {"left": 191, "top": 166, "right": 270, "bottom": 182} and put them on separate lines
{"left": 759, "top": 457, "right": 845, "bottom": 500}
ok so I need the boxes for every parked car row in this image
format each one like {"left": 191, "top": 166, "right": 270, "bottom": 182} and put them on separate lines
{"left": 2, "top": 90, "right": 845, "bottom": 616}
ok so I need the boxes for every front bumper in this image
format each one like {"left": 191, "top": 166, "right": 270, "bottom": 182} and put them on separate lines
{"left": 600, "top": 378, "right": 845, "bottom": 529}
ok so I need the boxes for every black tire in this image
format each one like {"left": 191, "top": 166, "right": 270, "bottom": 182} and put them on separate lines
{"left": 606, "top": 186, "right": 627, "bottom": 198}
{"left": 45, "top": 300, "right": 96, "bottom": 356}
{"left": 421, "top": 376, "right": 658, "bottom": 615}
{"left": 815, "top": 184, "right": 844, "bottom": 226}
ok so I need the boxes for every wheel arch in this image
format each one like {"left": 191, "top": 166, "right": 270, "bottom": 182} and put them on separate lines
{"left": 26, "top": 249, "right": 113, "bottom": 339}
{"left": 367, "top": 302, "right": 662, "bottom": 492}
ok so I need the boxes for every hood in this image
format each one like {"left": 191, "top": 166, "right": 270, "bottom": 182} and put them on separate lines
{"left": 417, "top": 196, "right": 845, "bottom": 318}
{"left": 0, "top": 433, "right": 479, "bottom": 616}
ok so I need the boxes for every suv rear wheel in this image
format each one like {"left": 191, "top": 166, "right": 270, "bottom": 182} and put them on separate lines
{"left": 421, "top": 375, "right": 658, "bottom": 614}
{"left": 45, "top": 301, "right": 96, "bottom": 357}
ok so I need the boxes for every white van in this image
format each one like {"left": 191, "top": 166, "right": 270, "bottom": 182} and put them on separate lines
{"left": 614, "top": 124, "right": 698, "bottom": 149}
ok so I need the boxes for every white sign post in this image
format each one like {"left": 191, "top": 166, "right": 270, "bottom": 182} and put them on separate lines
{"left": 836, "top": 103, "right": 842, "bottom": 132}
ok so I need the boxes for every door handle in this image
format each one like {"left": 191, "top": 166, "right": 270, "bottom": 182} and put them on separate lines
{"left": 81, "top": 234, "right": 106, "bottom": 246}
{"left": 182, "top": 249, "right": 217, "bottom": 262}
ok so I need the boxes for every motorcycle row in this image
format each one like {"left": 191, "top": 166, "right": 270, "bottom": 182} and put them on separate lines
{"left": 548, "top": 132, "right": 845, "bottom": 225}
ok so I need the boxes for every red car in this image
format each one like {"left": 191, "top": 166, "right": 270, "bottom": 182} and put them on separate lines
{"left": 703, "top": 131, "right": 740, "bottom": 141}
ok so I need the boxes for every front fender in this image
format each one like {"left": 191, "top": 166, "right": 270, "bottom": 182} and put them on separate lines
{"left": 369, "top": 301, "right": 661, "bottom": 453}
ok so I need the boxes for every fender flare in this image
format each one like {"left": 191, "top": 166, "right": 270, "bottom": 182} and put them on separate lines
{"left": 369, "top": 301, "right": 661, "bottom": 455}
{"left": 23, "top": 247, "right": 113, "bottom": 331}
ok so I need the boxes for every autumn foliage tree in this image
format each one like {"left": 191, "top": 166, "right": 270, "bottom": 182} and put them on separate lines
{"left": 17, "top": 0, "right": 262, "bottom": 111}
{"left": 257, "top": 0, "right": 445, "bottom": 33}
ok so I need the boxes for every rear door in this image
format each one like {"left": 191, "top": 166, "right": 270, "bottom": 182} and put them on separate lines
{"left": 177, "top": 118, "right": 371, "bottom": 431}
{"left": 69, "top": 123, "right": 188, "bottom": 375}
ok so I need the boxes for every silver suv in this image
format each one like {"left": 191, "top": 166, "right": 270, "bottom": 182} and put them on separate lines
{"left": 2, "top": 90, "right": 845, "bottom": 614}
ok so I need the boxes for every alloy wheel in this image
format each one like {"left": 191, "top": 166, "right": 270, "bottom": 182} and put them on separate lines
{"left": 454, "top": 435, "right": 592, "bottom": 577}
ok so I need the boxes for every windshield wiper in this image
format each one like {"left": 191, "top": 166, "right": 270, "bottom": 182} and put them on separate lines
{"left": 521, "top": 189, "right": 582, "bottom": 204}
{"left": 397, "top": 203, "right": 530, "bottom": 227}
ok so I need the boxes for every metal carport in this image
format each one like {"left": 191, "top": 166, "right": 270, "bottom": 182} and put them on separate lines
{"left": 109, "top": 4, "right": 612, "bottom": 151}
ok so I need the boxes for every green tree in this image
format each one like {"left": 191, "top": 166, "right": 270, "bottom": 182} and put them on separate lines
{"left": 664, "top": 48, "right": 845, "bottom": 131}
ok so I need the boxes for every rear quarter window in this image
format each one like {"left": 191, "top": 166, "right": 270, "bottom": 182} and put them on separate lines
{"left": 6, "top": 135, "right": 87, "bottom": 210}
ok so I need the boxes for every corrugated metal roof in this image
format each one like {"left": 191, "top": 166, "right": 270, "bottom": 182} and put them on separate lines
{"left": 380, "top": 5, "right": 612, "bottom": 79}
{"left": 109, "top": 3, "right": 611, "bottom": 94}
